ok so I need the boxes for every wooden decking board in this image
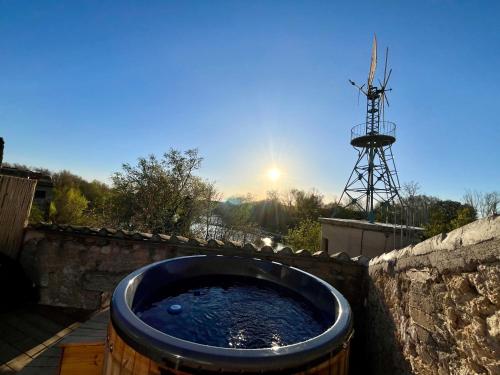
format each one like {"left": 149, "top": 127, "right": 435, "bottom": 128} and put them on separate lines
{"left": 0, "top": 306, "right": 94, "bottom": 373}
{"left": 11, "top": 368, "right": 57, "bottom": 375}
{"left": 17, "top": 312, "right": 66, "bottom": 335}
{"left": 77, "top": 320, "right": 107, "bottom": 330}
{"left": 0, "top": 364, "right": 16, "bottom": 374}
{"left": 2, "top": 314, "right": 60, "bottom": 343}
{"left": 34, "top": 306, "right": 89, "bottom": 327}
{"left": 5, "top": 353, "right": 32, "bottom": 372}
{"left": 23, "top": 343, "right": 47, "bottom": 359}
{"left": 7, "top": 338, "right": 42, "bottom": 355}
{"left": 59, "top": 311, "right": 108, "bottom": 346}
{"left": 14, "top": 310, "right": 109, "bottom": 374}
{"left": 0, "top": 341, "right": 22, "bottom": 364}
{"left": 0, "top": 320, "right": 33, "bottom": 343}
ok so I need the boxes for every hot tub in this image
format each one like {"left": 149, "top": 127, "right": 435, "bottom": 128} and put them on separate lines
{"left": 103, "top": 255, "right": 353, "bottom": 374}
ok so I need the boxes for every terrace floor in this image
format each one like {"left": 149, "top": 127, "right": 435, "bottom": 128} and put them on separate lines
{"left": 0, "top": 305, "right": 106, "bottom": 374}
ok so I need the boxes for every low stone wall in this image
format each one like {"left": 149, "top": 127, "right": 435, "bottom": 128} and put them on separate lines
{"left": 19, "top": 223, "right": 367, "bottom": 312}
{"left": 367, "top": 215, "right": 500, "bottom": 375}
{"left": 19, "top": 217, "right": 499, "bottom": 374}
{"left": 18, "top": 223, "right": 369, "bottom": 374}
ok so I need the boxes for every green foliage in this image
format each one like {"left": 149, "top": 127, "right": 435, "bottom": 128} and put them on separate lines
{"left": 50, "top": 187, "right": 89, "bottom": 224}
{"left": 50, "top": 170, "right": 111, "bottom": 226}
{"left": 13, "top": 158, "right": 488, "bottom": 246}
{"left": 250, "top": 191, "right": 292, "bottom": 233}
{"left": 285, "top": 219, "right": 321, "bottom": 253}
{"left": 450, "top": 206, "right": 476, "bottom": 230}
{"left": 49, "top": 201, "right": 57, "bottom": 219}
{"left": 217, "top": 194, "right": 256, "bottom": 243}
{"left": 28, "top": 203, "right": 45, "bottom": 224}
{"left": 290, "top": 189, "right": 323, "bottom": 222}
{"left": 330, "top": 203, "right": 366, "bottom": 220}
{"left": 424, "top": 200, "right": 476, "bottom": 238}
{"left": 108, "top": 149, "right": 213, "bottom": 235}
{"left": 243, "top": 189, "right": 325, "bottom": 235}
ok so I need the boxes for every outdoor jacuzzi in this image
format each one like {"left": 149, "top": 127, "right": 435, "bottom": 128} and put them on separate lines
{"left": 103, "top": 255, "right": 353, "bottom": 374}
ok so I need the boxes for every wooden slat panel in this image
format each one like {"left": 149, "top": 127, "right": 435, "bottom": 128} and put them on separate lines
{"left": 59, "top": 344, "right": 104, "bottom": 375}
{"left": 100, "top": 322, "right": 351, "bottom": 375}
{"left": 131, "top": 352, "right": 150, "bottom": 375}
{"left": 0, "top": 175, "right": 36, "bottom": 258}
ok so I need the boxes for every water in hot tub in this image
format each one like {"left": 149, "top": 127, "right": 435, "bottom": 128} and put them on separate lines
{"left": 135, "top": 276, "right": 331, "bottom": 349}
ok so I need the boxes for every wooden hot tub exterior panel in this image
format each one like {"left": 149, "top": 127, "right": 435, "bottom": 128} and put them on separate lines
{"left": 102, "top": 323, "right": 350, "bottom": 375}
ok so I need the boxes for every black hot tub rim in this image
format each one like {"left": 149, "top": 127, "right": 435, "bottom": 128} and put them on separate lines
{"left": 110, "top": 255, "right": 353, "bottom": 373}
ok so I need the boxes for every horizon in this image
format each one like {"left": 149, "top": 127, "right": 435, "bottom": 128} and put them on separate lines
{"left": 1, "top": 1, "right": 499, "bottom": 202}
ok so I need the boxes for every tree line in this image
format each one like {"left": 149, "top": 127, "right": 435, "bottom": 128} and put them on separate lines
{"left": 12, "top": 149, "right": 498, "bottom": 252}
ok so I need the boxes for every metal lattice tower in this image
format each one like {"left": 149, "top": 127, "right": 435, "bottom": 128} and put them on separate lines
{"left": 338, "top": 36, "right": 403, "bottom": 223}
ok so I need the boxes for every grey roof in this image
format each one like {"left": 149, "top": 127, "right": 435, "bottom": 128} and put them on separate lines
{"left": 319, "top": 217, "right": 423, "bottom": 232}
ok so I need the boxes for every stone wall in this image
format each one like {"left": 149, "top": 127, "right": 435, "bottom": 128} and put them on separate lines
{"left": 367, "top": 215, "right": 500, "bottom": 375}
{"left": 18, "top": 223, "right": 369, "bottom": 374}
{"left": 19, "top": 223, "right": 367, "bottom": 312}
{"left": 18, "top": 217, "right": 499, "bottom": 374}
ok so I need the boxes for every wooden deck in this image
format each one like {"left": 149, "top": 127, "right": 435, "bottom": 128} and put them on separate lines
{"left": 0, "top": 305, "right": 101, "bottom": 374}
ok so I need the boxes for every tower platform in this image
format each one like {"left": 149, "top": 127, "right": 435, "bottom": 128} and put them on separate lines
{"left": 350, "top": 121, "right": 396, "bottom": 147}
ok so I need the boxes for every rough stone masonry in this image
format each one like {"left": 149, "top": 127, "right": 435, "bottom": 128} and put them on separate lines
{"left": 367, "top": 215, "right": 499, "bottom": 375}
{"left": 17, "top": 215, "right": 500, "bottom": 374}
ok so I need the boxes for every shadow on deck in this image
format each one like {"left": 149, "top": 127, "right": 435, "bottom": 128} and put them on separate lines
{"left": 0, "top": 305, "right": 95, "bottom": 374}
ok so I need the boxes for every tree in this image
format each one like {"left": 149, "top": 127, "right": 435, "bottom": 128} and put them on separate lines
{"left": 109, "top": 149, "right": 211, "bottom": 235}
{"left": 330, "top": 202, "right": 366, "bottom": 220}
{"left": 218, "top": 195, "right": 256, "bottom": 243}
{"left": 463, "top": 190, "right": 499, "bottom": 218}
{"left": 402, "top": 181, "right": 421, "bottom": 199}
{"left": 451, "top": 206, "right": 476, "bottom": 229}
{"left": 424, "top": 200, "right": 476, "bottom": 237}
{"left": 194, "top": 181, "right": 222, "bottom": 240}
{"left": 285, "top": 219, "right": 321, "bottom": 253}
{"left": 401, "top": 181, "right": 421, "bottom": 227}
{"left": 51, "top": 170, "right": 111, "bottom": 226}
{"left": 250, "top": 191, "right": 292, "bottom": 234}
{"left": 81, "top": 180, "right": 112, "bottom": 226}
{"left": 290, "top": 189, "right": 324, "bottom": 222}
{"left": 29, "top": 203, "right": 45, "bottom": 224}
{"left": 50, "top": 187, "right": 89, "bottom": 224}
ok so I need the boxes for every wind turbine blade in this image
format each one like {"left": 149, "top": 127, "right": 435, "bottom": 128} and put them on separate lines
{"left": 381, "top": 95, "right": 385, "bottom": 122}
{"left": 383, "top": 47, "right": 388, "bottom": 87}
{"left": 368, "top": 35, "right": 377, "bottom": 87}
{"left": 384, "top": 68, "right": 392, "bottom": 87}
{"left": 384, "top": 92, "right": 390, "bottom": 107}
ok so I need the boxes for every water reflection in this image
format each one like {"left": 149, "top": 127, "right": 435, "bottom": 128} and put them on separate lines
{"left": 262, "top": 237, "right": 285, "bottom": 251}
{"left": 192, "top": 216, "right": 285, "bottom": 251}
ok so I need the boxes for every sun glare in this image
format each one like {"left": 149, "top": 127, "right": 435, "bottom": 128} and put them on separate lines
{"left": 267, "top": 167, "right": 281, "bottom": 182}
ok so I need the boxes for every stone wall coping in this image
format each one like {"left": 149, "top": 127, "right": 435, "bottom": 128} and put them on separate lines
{"left": 26, "top": 222, "right": 367, "bottom": 266}
{"left": 319, "top": 217, "right": 423, "bottom": 232}
{"left": 369, "top": 215, "right": 500, "bottom": 269}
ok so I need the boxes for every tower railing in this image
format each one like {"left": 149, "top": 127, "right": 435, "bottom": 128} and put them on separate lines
{"left": 350, "top": 121, "right": 396, "bottom": 141}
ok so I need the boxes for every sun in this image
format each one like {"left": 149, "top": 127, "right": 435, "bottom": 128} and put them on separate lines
{"left": 267, "top": 167, "right": 281, "bottom": 182}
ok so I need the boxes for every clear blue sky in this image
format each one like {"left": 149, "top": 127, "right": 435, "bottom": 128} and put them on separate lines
{"left": 1, "top": 1, "right": 499, "bottom": 201}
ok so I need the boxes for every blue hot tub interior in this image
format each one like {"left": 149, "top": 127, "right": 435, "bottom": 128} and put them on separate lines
{"left": 134, "top": 274, "right": 333, "bottom": 349}
{"left": 111, "top": 255, "right": 352, "bottom": 373}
